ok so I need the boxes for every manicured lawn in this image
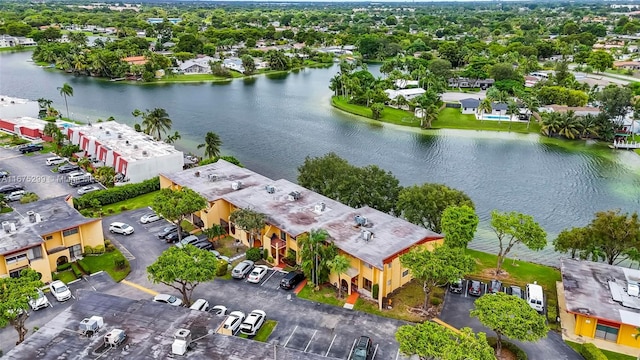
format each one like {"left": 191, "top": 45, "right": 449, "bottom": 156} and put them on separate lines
{"left": 23, "top": 142, "right": 56, "bottom": 157}
{"left": 55, "top": 270, "right": 77, "bottom": 284}
{"left": 331, "top": 96, "right": 421, "bottom": 127}
{"left": 77, "top": 250, "right": 131, "bottom": 282}
{"left": 216, "top": 236, "right": 247, "bottom": 257}
{"left": 180, "top": 220, "right": 197, "bottom": 233}
{"left": 0, "top": 46, "right": 35, "bottom": 52}
{"left": 254, "top": 320, "right": 277, "bottom": 342}
{"left": 433, "top": 107, "right": 541, "bottom": 134}
{"left": 635, "top": 149, "right": 640, "bottom": 155}
{"left": 101, "top": 190, "right": 160, "bottom": 216}
{"left": 150, "top": 73, "right": 238, "bottom": 83}
{"left": 565, "top": 341, "right": 635, "bottom": 360}
{"left": 297, "top": 285, "right": 345, "bottom": 307}
{"left": 466, "top": 249, "right": 561, "bottom": 328}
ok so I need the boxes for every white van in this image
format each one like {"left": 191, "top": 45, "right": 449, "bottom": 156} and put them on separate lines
{"left": 46, "top": 156, "right": 66, "bottom": 166}
{"left": 526, "top": 283, "right": 545, "bottom": 313}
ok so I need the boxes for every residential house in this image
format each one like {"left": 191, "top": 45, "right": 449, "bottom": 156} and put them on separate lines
{"left": 222, "top": 58, "right": 245, "bottom": 73}
{"left": 0, "top": 35, "right": 36, "bottom": 48}
{"left": 384, "top": 88, "right": 426, "bottom": 102}
{"left": 0, "top": 196, "right": 104, "bottom": 283}
{"left": 147, "top": 18, "right": 181, "bottom": 24}
{"left": 525, "top": 75, "right": 541, "bottom": 88}
{"left": 395, "top": 79, "right": 420, "bottom": 89}
{"left": 159, "top": 161, "right": 444, "bottom": 308}
{"left": 179, "top": 56, "right": 214, "bottom": 74}
{"left": 122, "top": 56, "right": 147, "bottom": 66}
{"left": 541, "top": 105, "right": 601, "bottom": 117}
{"left": 614, "top": 61, "right": 640, "bottom": 70}
{"left": 459, "top": 98, "right": 480, "bottom": 114}
{"left": 0, "top": 116, "right": 75, "bottom": 141}
{"left": 447, "top": 77, "right": 495, "bottom": 89}
{"left": 561, "top": 258, "right": 640, "bottom": 350}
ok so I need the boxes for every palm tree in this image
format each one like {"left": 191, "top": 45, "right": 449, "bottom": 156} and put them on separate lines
{"left": 299, "top": 228, "right": 329, "bottom": 287}
{"left": 198, "top": 132, "right": 223, "bottom": 159}
{"left": 43, "top": 122, "right": 59, "bottom": 137}
{"left": 541, "top": 112, "right": 563, "bottom": 137}
{"left": 57, "top": 83, "right": 73, "bottom": 119}
{"left": 524, "top": 96, "right": 540, "bottom": 130}
{"left": 329, "top": 255, "right": 351, "bottom": 298}
{"left": 420, "top": 104, "right": 439, "bottom": 129}
{"left": 580, "top": 114, "right": 600, "bottom": 139}
{"left": 203, "top": 224, "right": 227, "bottom": 241}
{"left": 478, "top": 98, "right": 492, "bottom": 122}
{"left": 77, "top": 157, "right": 91, "bottom": 171}
{"left": 138, "top": 108, "right": 172, "bottom": 140}
{"left": 37, "top": 98, "right": 53, "bottom": 112}
{"left": 165, "top": 131, "right": 181, "bottom": 144}
{"left": 95, "top": 166, "right": 116, "bottom": 187}
{"left": 557, "top": 111, "right": 581, "bottom": 139}
{"left": 506, "top": 100, "right": 520, "bottom": 132}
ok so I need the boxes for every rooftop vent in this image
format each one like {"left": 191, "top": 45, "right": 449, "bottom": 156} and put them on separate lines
{"left": 117, "top": 133, "right": 122, "bottom": 139}
{"left": 265, "top": 185, "right": 275, "bottom": 194}
{"left": 2, "top": 221, "right": 10, "bottom": 233}
{"left": 133, "top": 145, "right": 139, "bottom": 149}
{"left": 79, "top": 316, "right": 104, "bottom": 336}
{"left": 629, "top": 283, "right": 639, "bottom": 297}
{"left": 105, "top": 130, "right": 110, "bottom": 135}
{"left": 361, "top": 229, "right": 373, "bottom": 242}
{"left": 126, "top": 140, "right": 130, "bottom": 145}
{"left": 314, "top": 202, "right": 326, "bottom": 213}
{"left": 99, "top": 126, "right": 103, "bottom": 129}
{"left": 231, "top": 181, "right": 242, "bottom": 190}
{"left": 288, "top": 191, "right": 301, "bottom": 201}
{"left": 142, "top": 150, "right": 148, "bottom": 156}
{"left": 354, "top": 215, "right": 368, "bottom": 227}
{"left": 208, "top": 174, "right": 218, "bottom": 182}
{"left": 104, "top": 329, "right": 126, "bottom": 347}
{"left": 194, "top": 171, "right": 200, "bottom": 177}
{"left": 26, "top": 211, "right": 41, "bottom": 223}
{"left": 172, "top": 328, "right": 192, "bottom": 356}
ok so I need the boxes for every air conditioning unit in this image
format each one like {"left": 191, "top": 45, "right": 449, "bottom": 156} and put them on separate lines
{"left": 2, "top": 221, "right": 10, "bottom": 233}
{"left": 172, "top": 328, "right": 191, "bottom": 356}
{"left": 117, "top": 134, "right": 122, "bottom": 139}
{"left": 629, "top": 283, "right": 639, "bottom": 297}
{"left": 79, "top": 316, "right": 103, "bottom": 335}
{"left": 354, "top": 215, "right": 368, "bottom": 227}
{"left": 265, "top": 185, "right": 275, "bottom": 194}
{"left": 208, "top": 174, "right": 218, "bottom": 182}
{"left": 361, "top": 230, "right": 373, "bottom": 242}
{"left": 231, "top": 181, "right": 242, "bottom": 190}
{"left": 105, "top": 131, "right": 110, "bottom": 135}
{"left": 314, "top": 202, "right": 326, "bottom": 213}
{"left": 104, "top": 329, "right": 126, "bottom": 347}
{"left": 288, "top": 191, "right": 301, "bottom": 201}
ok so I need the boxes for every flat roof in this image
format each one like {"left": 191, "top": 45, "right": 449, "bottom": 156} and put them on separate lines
{"left": 1, "top": 116, "right": 75, "bottom": 131}
{"left": 5, "top": 291, "right": 328, "bottom": 360}
{"left": 0, "top": 195, "right": 98, "bottom": 255}
{"left": 161, "top": 160, "right": 273, "bottom": 202}
{"left": 222, "top": 178, "right": 355, "bottom": 238}
{"left": 562, "top": 258, "right": 640, "bottom": 326}
{"left": 72, "top": 122, "right": 182, "bottom": 162}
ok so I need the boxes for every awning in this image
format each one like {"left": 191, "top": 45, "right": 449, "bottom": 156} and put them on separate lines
{"left": 270, "top": 238, "right": 286, "bottom": 249}
{"left": 345, "top": 267, "right": 359, "bottom": 278}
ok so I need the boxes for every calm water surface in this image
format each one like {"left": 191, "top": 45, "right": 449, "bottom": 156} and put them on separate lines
{"left": 2, "top": 51, "right": 639, "bottom": 266}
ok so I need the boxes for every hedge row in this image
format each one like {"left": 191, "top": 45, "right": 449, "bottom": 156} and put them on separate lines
{"left": 486, "top": 338, "right": 527, "bottom": 360}
{"left": 578, "top": 343, "right": 607, "bottom": 360}
{"left": 75, "top": 177, "right": 159, "bottom": 209}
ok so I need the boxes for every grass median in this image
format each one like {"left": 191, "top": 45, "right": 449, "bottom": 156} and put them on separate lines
{"left": 101, "top": 190, "right": 159, "bottom": 216}
{"left": 78, "top": 250, "right": 131, "bottom": 282}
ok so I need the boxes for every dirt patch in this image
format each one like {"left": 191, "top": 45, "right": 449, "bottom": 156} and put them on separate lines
{"left": 214, "top": 236, "right": 248, "bottom": 257}
{"left": 479, "top": 268, "right": 513, "bottom": 282}
{"left": 495, "top": 348, "right": 517, "bottom": 360}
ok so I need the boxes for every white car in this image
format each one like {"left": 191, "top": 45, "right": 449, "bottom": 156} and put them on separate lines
{"left": 140, "top": 213, "right": 161, "bottom": 224}
{"left": 46, "top": 156, "right": 67, "bottom": 166}
{"left": 49, "top": 280, "right": 72, "bottom": 302}
{"left": 210, "top": 305, "right": 228, "bottom": 316}
{"left": 77, "top": 185, "right": 101, "bottom": 195}
{"left": 153, "top": 294, "right": 183, "bottom": 307}
{"left": 240, "top": 310, "right": 266, "bottom": 336}
{"left": 189, "top": 299, "right": 210, "bottom": 312}
{"left": 247, "top": 265, "right": 269, "bottom": 284}
{"left": 223, "top": 311, "right": 245, "bottom": 334}
{"left": 109, "top": 222, "right": 134, "bottom": 235}
{"left": 29, "top": 288, "right": 51, "bottom": 310}
{"left": 6, "top": 190, "right": 25, "bottom": 202}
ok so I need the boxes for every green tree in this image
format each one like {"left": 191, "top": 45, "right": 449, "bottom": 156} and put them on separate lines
{"left": 165, "top": 131, "right": 181, "bottom": 144}
{"left": 401, "top": 245, "right": 474, "bottom": 309}
{"left": 599, "top": 85, "right": 632, "bottom": 125}
{"left": 134, "top": 108, "right": 172, "bottom": 141}
{"left": 440, "top": 205, "right": 479, "bottom": 249}
{"left": 229, "top": 208, "right": 266, "bottom": 248}
{"left": 489, "top": 63, "right": 520, "bottom": 81}
{"left": 202, "top": 224, "right": 226, "bottom": 241}
{"left": 57, "top": 83, "right": 73, "bottom": 119}
{"left": 298, "top": 228, "right": 337, "bottom": 287}
{"left": 506, "top": 100, "right": 520, "bottom": 131}
{"left": 553, "top": 227, "right": 589, "bottom": 259}
{"left": 147, "top": 245, "right": 218, "bottom": 306}
{"left": 94, "top": 166, "right": 116, "bottom": 187}
{"left": 153, "top": 188, "right": 208, "bottom": 242}
{"left": 477, "top": 98, "right": 492, "bottom": 121}
{"left": 370, "top": 102, "right": 384, "bottom": 120}
{"left": 396, "top": 322, "right": 495, "bottom": 360}
{"left": 0, "top": 268, "right": 44, "bottom": 344}
{"left": 43, "top": 122, "right": 59, "bottom": 138}
{"left": 397, "top": 183, "right": 474, "bottom": 233}
{"left": 328, "top": 254, "right": 350, "bottom": 298}
{"left": 471, "top": 292, "right": 548, "bottom": 358}
{"left": 584, "top": 210, "right": 640, "bottom": 265}
{"left": 427, "top": 58, "right": 452, "bottom": 80}
{"left": 241, "top": 55, "right": 256, "bottom": 75}
{"left": 490, "top": 210, "right": 547, "bottom": 274}
{"left": 197, "top": 131, "right": 223, "bottom": 159}
{"left": 587, "top": 50, "right": 614, "bottom": 73}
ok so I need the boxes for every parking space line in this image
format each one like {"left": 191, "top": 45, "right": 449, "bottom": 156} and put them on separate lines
{"left": 325, "top": 334, "right": 337, "bottom": 357}
{"left": 261, "top": 269, "right": 277, "bottom": 286}
{"left": 348, "top": 338, "right": 357, "bottom": 358}
{"left": 395, "top": 349, "right": 400, "bottom": 360}
{"left": 371, "top": 344, "right": 379, "bottom": 359}
{"left": 304, "top": 329, "right": 317, "bottom": 352}
{"left": 283, "top": 325, "right": 298, "bottom": 347}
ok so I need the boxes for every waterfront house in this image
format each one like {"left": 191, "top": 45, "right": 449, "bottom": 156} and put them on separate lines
{"left": 222, "top": 58, "right": 245, "bottom": 73}
{"left": 459, "top": 98, "right": 480, "bottom": 114}
{"left": 179, "top": 56, "right": 214, "bottom": 74}
{"left": 614, "top": 61, "right": 640, "bottom": 70}
{"left": 447, "top": 77, "right": 495, "bottom": 89}
{"left": 384, "top": 88, "right": 426, "bottom": 101}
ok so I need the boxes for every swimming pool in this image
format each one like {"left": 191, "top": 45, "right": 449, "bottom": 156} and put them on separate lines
{"left": 482, "top": 115, "right": 510, "bottom": 121}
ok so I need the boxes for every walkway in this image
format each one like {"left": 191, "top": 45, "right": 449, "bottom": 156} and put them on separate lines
{"left": 343, "top": 292, "right": 359, "bottom": 310}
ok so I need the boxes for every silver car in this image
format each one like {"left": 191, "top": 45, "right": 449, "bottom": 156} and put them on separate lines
{"left": 231, "top": 260, "right": 255, "bottom": 279}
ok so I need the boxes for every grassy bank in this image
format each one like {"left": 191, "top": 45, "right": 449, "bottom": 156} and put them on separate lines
{"left": 565, "top": 341, "right": 635, "bottom": 360}
{"left": 78, "top": 250, "right": 131, "bottom": 282}
{"left": 100, "top": 190, "right": 159, "bottom": 216}
{"left": 0, "top": 46, "right": 36, "bottom": 52}
{"left": 331, "top": 96, "right": 421, "bottom": 127}
{"left": 434, "top": 108, "right": 541, "bottom": 134}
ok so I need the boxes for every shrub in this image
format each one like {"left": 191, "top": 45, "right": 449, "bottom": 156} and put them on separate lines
{"left": 246, "top": 248, "right": 262, "bottom": 262}
{"left": 113, "top": 254, "right": 127, "bottom": 270}
{"left": 579, "top": 343, "right": 607, "bottom": 360}
{"left": 120, "top": 205, "right": 128, "bottom": 211}
{"left": 74, "top": 177, "right": 160, "bottom": 209}
{"left": 216, "top": 259, "right": 228, "bottom": 276}
{"left": 106, "top": 244, "right": 116, "bottom": 252}
{"left": 486, "top": 338, "right": 527, "bottom": 360}
{"left": 71, "top": 263, "right": 82, "bottom": 278}
{"left": 430, "top": 297, "right": 442, "bottom": 306}
{"left": 263, "top": 248, "right": 269, "bottom": 260}
{"left": 77, "top": 259, "right": 91, "bottom": 274}
{"left": 372, "top": 284, "right": 379, "bottom": 299}
{"left": 104, "top": 239, "right": 111, "bottom": 246}
{"left": 51, "top": 272, "right": 59, "bottom": 281}
{"left": 107, "top": 208, "right": 114, "bottom": 214}
{"left": 19, "top": 193, "right": 39, "bottom": 204}
{"left": 267, "top": 256, "right": 274, "bottom": 263}
{"left": 93, "top": 244, "right": 105, "bottom": 254}
{"left": 84, "top": 246, "right": 93, "bottom": 255}
{"left": 56, "top": 262, "right": 72, "bottom": 272}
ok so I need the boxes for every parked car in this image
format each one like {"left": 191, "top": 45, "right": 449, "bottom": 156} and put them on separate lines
{"left": 46, "top": 156, "right": 67, "bottom": 166}
{"left": 49, "top": 280, "right": 72, "bottom": 302}
{"left": 468, "top": 280, "right": 483, "bottom": 297}
{"left": 232, "top": 260, "right": 255, "bottom": 279}
{"left": 223, "top": 311, "right": 245, "bottom": 334}
{"left": 193, "top": 240, "right": 213, "bottom": 251}
{"left": 109, "top": 222, "right": 134, "bottom": 235}
{"left": 6, "top": 190, "right": 25, "bottom": 202}
{"left": 58, "top": 164, "right": 80, "bottom": 174}
{"left": 0, "top": 184, "right": 24, "bottom": 194}
{"left": 509, "top": 285, "right": 523, "bottom": 298}
{"left": 19, "top": 143, "right": 43, "bottom": 153}
{"left": 189, "top": 299, "right": 210, "bottom": 312}
{"left": 449, "top": 279, "right": 463, "bottom": 294}
{"left": 247, "top": 265, "right": 269, "bottom": 284}
{"left": 165, "top": 231, "right": 190, "bottom": 243}
{"left": 77, "top": 185, "right": 101, "bottom": 195}
{"left": 488, "top": 279, "right": 502, "bottom": 294}
{"left": 157, "top": 225, "right": 178, "bottom": 239}
{"left": 218, "top": 255, "right": 231, "bottom": 264}
{"left": 140, "top": 213, "right": 161, "bottom": 224}
{"left": 153, "top": 294, "right": 183, "bottom": 307}
{"left": 28, "top": 288, "right": 51, "bottom": 310}
{"left": 210, "top": 305, "right": 228, "bottom": 316}
{"left": 349, "top": 336, "right": 373, "bottom": 360}
{"left": 280, "top": 271, "right": 305, "bottom": 290}
{"left": 239, "top": 310, "right": 266, "bottom": 336}
{"left": 174, "top": 235, "right": 200, "bottom": 248}
{"left": 69, "top": 175, "right": 95, "bottom": 187}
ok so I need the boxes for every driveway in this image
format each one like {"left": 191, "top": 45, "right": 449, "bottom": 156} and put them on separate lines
{"left": 441, "top": 91, "right": 486, "bottom": 103}
{"left": 440, "top": 287, "right": 582, "bottom": 360}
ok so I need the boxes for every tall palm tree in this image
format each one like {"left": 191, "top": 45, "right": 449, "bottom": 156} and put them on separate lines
{"left": 557, "top": 111, "right": 581, "bottom": 139}
{"left": 198, "top": 132, "right": 223, "bottom": 159}
{"left": 57, "top": 83, "right": 73, "bottom": 119}
{"left": 541, "top": 112, "right": 563, "bottom": 137}
{"left": 329, "top": 255, "right": 351, "bottom": 298}
{"left": 478, "top": 98, "right": 492, "bottom": 122}
{"left": 420, "top": 104, "right": 439, "bottom": 129}
{"left": 165, "top": 131, "right": 181, "bottom": 144}
{"left": 506, "top": 100, "right": 520, "bottom": 132}
{"left": 524, "top": 96, "right": 540, "bottom": 130}
{"left": 140, "top": 108, "right": 172, "bottom": 140}
{"left": 37, "top": 98, "right": 53, "bottom": 112}
{"left": 580, "top": 114, "right": 600, "bottom": 139}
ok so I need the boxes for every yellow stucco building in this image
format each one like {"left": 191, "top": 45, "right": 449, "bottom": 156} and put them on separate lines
{"left": 562, "top": 258, "right": 640, "bottom": 349}
{"left": 161, "top": 160, "right": 444, "bottom": 309}
{"left": 0, "top": 195, "right": 104, "bottom": 283}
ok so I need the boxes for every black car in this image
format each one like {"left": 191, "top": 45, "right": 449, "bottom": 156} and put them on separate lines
{"left": 157, "top": 225, "right": 178, "bottom": 239}
{"left": 349, "top": 336, "right": 373, "bottom": 360}
{"left": 193, "top": 240, "right": 213, "bottom": 251}
{"left": 18, "top": 144, "right": 43, "bottom": 154}
{"left": 70, "top": 177, "right": 96, "bottom": 187}
{"left": 280, "top": 271, "right": 305, "bottom": 290}
{"left": 488, "top": 279, "right": 502, "bottom": 294}
{"left": 165, "top": 230, "right": 190, "bottom": 243}
{"left": 0, "top": 184, "right": 24, "bottom": 194}
{"left": 468, "top": 280, "right": 483, "bottom": 297}
{"left": 449, "top": 279, "right": 463, "bottom": 294}
{"left": 58, "top": 164, "right": 80, "bottom": 174}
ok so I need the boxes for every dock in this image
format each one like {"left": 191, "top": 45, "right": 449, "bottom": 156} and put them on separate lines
{"left": 611, "top": 140, "right": 640, "bottom": 149}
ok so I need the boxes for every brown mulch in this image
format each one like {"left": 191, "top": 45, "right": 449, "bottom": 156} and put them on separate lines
{"left": 495, "top": 348, "right": 517, "bottom": 360}
{"left": 479, "top": 268, "right": 512, "bottom": 281}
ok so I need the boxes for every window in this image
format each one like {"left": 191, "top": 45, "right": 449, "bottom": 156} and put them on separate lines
{"left": 280, "top": 230, "right": 287, "bottom": 241}
{"left": 63, "top": 227, "right": 78, "bottom": 237}
{"left": 363, "top": 278, "right": 372, "bottom": 291}
{"left": 595, "top": 323, "right": 620, "bottom": 342}
{"left": 387, "top": 280, "right": 391, "bottom": 286}
{"left": 70, "top": 244, "right": 82, "bottom": 260}
{"left": 402, "top": 269, "right": 409, "bottom": 277}
{"left": 28, "top": 246, "right": 43, "bottom": 260}
{"left": 6, "top": 253, "right": 28, "bottom": 264}
{"left": 290, "top": 236, "right": 296, "bottom": 242}
{"left": 9, "top": 268, "right": 26, "bottom": 278}
{"left": 387, "top": 263, "right": 392, "bottom": 269}
{"left": 365, "top": 263, "right": 372, "bottom": 269}
{"left": 45, "top": 235, "right": 53, "bottom": 240}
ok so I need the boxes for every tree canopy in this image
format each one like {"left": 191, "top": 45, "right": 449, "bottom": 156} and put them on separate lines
{"left": 152, "top": 188, "right": 208, "bottom": 241}
{"left": 0, "top": 269, "right": 44, "bottom": 344}
{"left": 298, "top": 228, "right": 337, "bottom": 287}
{"left": 490, "top": 210, "right": 546, "bottom": 274}
{"left": 229, "top": 208, "right": 266, "bottom": 248}
{"left": 440, "top": 205, "right": 479, "bottom": 249}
